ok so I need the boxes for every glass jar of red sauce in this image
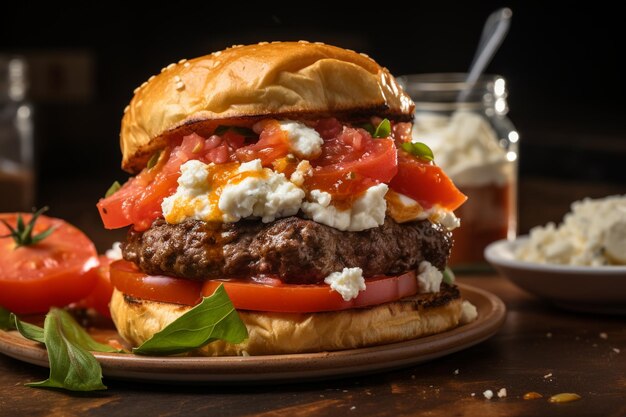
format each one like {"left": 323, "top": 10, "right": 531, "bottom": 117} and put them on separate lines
{"left": 398, "top": 73, "right": 518, "bottom": 268}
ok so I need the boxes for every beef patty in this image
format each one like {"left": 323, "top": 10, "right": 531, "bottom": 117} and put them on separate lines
{"left": 122, "top": 216, "right": 453, "bottom": 284}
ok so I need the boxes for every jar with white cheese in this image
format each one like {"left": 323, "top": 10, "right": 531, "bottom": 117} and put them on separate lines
{"left": 399, "top": 73, "right": 519, "bottom": 267}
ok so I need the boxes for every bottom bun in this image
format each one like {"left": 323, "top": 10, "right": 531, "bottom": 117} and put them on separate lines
{"left": 110, "top": 284, "right": 463, "bottom": 356}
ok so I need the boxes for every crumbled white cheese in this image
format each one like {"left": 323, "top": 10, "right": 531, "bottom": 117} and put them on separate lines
{"left": 105, "top": 241, "right": 123, "bottom": 260}
{"left": 302, "top": 184, "right": 388, "bottom": 231}
{"left": 162, "top": 159, "right": 305, "bottom": 224}
{"left": 483, "top": 390, "right": 494, "bottom": 400}
{"left": 516, "top": 195, "right": 626, "bottom": 266}
{"left": 279, "top": 120, "right": 323, "bottom": 159}
{"left": 460, "top": 300, "right": 478, "bottom": 324}
{"left": 162, "top": 160, "right": 214, "bottom": 222}
{"left": 324, "top": 267, "right": 366, "bottom": 301}
{"left": 497, "top": 388, "right": 507, "bottom": 398}
{"left": 220, "top": 160, "right": 305, "bottom": 223}
{"left": 416, "top": 261, "right": 443, "bottom": 293}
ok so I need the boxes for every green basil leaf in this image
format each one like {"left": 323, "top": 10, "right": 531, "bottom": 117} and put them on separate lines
{"left": 412, "top": 142, "right": 435, "bottom": 161}
{"left": 26, "top": 308, "right": 108, "bottom": 391}
{"left": 373, "top": 118, "right": 391, "bottom": 138}
{"left": 442, "top": 267, "right": 456, "bottom": 285}
{"left": 133, "top": 285, "right": 248, "bottom": 356}
{"left": 214, "top": 125, "right": 256, "bottom": 137}
{"left": 401, "top": 141, "right": 435, "bottom": 162}
{"left": 105, "top": 181, "right": 121, "bottom": 198}
{"left": 12, "top": 314, "right": 45, "bottom": 343}
{"left": 146, "top": 151, "right": 162, "bottom": 170}
{"left": 0, "top": 306, "right": 12, "bottom": 330}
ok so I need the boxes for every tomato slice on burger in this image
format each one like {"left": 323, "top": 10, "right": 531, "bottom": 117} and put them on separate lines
{"left": 109, "top": 260, "right": 418, "bottom": 313}
{"left": 389, "top": 151, "right": 467, "bottom": 211}
{"left": 0, "top": 212, "right": 99, "bottom": 314}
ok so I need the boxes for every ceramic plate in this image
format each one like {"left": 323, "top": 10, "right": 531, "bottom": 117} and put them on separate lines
{"left": 485, "top": 237, "right": 626, "bottom": 314}
{"left": 0, "top": 284, "right": 505, "bottom": 383}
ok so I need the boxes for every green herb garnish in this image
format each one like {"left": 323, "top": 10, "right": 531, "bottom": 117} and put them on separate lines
{"left": 146, "top": 150, "right": 162, "bottom": 169}
{"left": 442, "top": 267, "right": 455, "bottom": 285}
{"left": 1, "top": 307, "right": 118, "bottom": 391}
{"left": 373, "top": 118, "right": 391, "bottom": 138}
{"left": 401, "top": 141, "right": 435, "bottom": 162}
{"left": 105, "top": 181, "right": 121, "bottom": 198}
{"left": 0, "top": 207, "right": 55, "bottom": 248}
{"left": 133, "top": 285, "right": 248, "bottom": 356}
{"left": 214, "top": 125, "right": 257, "bottom": 137}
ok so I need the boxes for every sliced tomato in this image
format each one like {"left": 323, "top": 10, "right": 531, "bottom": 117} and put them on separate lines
{"left": 306, "top": 120, "right": 398, "bottom": 202}
{"left": 235, "top": 120, "right": 291, "bottom": 166}
{"left": 80, "top": 255, "right": 115, "bottom": 317}
{"left": 109, "top": 260, "right": 418, "bottom": 313}
{"left": 97, "top": 132, "right": 245, "bottom": 231}
{"left": 389, "top": 152, "right": 467, "bottom": 211}
{"left": 109, "top": 260, "right": 202, "bottom": 306}
{"left": 0, "top": 214, "right": 99, "bottom": 314}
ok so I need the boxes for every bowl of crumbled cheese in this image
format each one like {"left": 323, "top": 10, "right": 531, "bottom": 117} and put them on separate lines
{"left": 485, "top": 195, "right": 626, "bottom": 314}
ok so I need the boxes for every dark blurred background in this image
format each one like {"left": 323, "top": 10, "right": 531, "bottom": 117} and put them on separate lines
{"left": 1, "top": 2, "right": 624, "bottom": 248}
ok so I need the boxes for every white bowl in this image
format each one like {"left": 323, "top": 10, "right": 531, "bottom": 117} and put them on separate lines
{"left": 484, "top": 237, "right": 626, "bottom": 314}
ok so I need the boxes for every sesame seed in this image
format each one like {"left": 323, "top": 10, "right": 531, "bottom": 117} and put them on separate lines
{"left": 148, "top": 75, "right": 156, "bottom": 82}
{"left": 214, "top": 51, "right": 222, "bottom": 57}
{"left": 183, "top": 62, "right": 190, "bottom": 68}
{"left": 346, "top": 49, "right": 355, "bottom": 53}
{"left": 166, "top": 63, "right": 176, "bottom": 70}
{"left": 173, "top": 75, "right": 181, "bottom": 82}
{"left": 543, "top": 372, "right": 552, "bottom": 379}
{"left": 453, "top": 369, "right": 459, "bottom": 375}
{"left": 258, "top": 41, "right": 269, "bottom": 45}
{"left": 178, "top": 58, "right": 187, "bottom": 64}
{"left": 613, "top": 347, "right": 621, "bottom": 353}
{"left": 599, "top": 332, "right": 608, "bottom": 339}
{"left": 160, "top": 67, "right": 167, "bottom": 73}
{"left": 175, "top": 81, "right": 185, "bottom": 91}
{"left": 360, "top": 52, "right": 370, "bottom": 58}
{"left": 140, "top": 81, "right": 147, "bottom": 88}
{"left": 350, "top": 406, "right": 356, "bottom": 411}
{"left": 136, "top": 99, "right": 143, "bottom": 107}
{"left": 123, "top": 105, "right": 129, "bottom": 113}
{"left": 133, "top": 86, "right": 140, "bottom": 94}
{"left": 298, "top": 40, "right": 309, "bottom": 44}
{"left": 314, "top": 42, "right": 324, "bottom": 45}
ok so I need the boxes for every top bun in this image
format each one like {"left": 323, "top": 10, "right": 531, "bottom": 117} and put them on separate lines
{"left": 120, "top": 41, "right": 414, "bottom": 173}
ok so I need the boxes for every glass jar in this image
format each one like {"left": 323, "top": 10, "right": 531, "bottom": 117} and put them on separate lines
{"left": 0, "top": 56, "right": 34, "bottom": 212}
{"left": 398, "top": 73, "right": 518, "bottom": 268}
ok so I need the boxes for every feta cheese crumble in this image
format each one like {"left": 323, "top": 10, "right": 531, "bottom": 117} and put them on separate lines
{"left": 105, "top": 242, "right": 123, "bottom": 260}
{"left": 279, "top": 120, "right": 324, "bottom": 159}
{"left": 460, "top": 300, "right": 478, "bottom": 324}
{"left": 416, "top": 261, "right": 443, "bottom": 293}
{"left": 219, "top": 159, "right": 305, "bottom": 222}
{"left": 483, "top": 390, "right": 494, "bottom": 400}
{"left": 302, "top": 183, "right": 388, "bottom": 231}
{"left": 324, "top": 267, "right": 366, "bottom": 301}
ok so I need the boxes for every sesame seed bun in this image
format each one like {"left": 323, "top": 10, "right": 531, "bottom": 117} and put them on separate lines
{"left": 120, "top": 42, "right": 414, "bottom": 173}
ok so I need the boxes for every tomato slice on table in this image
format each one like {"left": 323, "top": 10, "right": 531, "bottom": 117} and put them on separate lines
{"left": 0, "top": 213, "right": 99, "bottom": 314}
{"left": 389, "top": 152, "right": 467, "bottom": 211}
{"left": 109, "top": 260, "right": 418, "bottom": 313}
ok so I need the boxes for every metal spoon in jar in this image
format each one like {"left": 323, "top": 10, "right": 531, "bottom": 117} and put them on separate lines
{"left": 458, "top": 7, "right": 512, "bottom": 102}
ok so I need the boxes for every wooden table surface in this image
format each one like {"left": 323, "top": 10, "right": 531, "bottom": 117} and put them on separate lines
{"left": 0, "top": 274, "right": 624, "bottom": 417}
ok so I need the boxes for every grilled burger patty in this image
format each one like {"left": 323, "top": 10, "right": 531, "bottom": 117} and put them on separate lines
{"left": 122, "top": 216, "right": 453, "bottom": 284}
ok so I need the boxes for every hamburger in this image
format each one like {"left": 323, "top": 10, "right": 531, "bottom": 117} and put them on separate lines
{"left": 98, "top": 41, "right": 469, "bottom": 356}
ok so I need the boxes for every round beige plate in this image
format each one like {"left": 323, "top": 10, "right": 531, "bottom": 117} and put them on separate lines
{"left": 0, "top": 284, "right": 505, "bottom": 383}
